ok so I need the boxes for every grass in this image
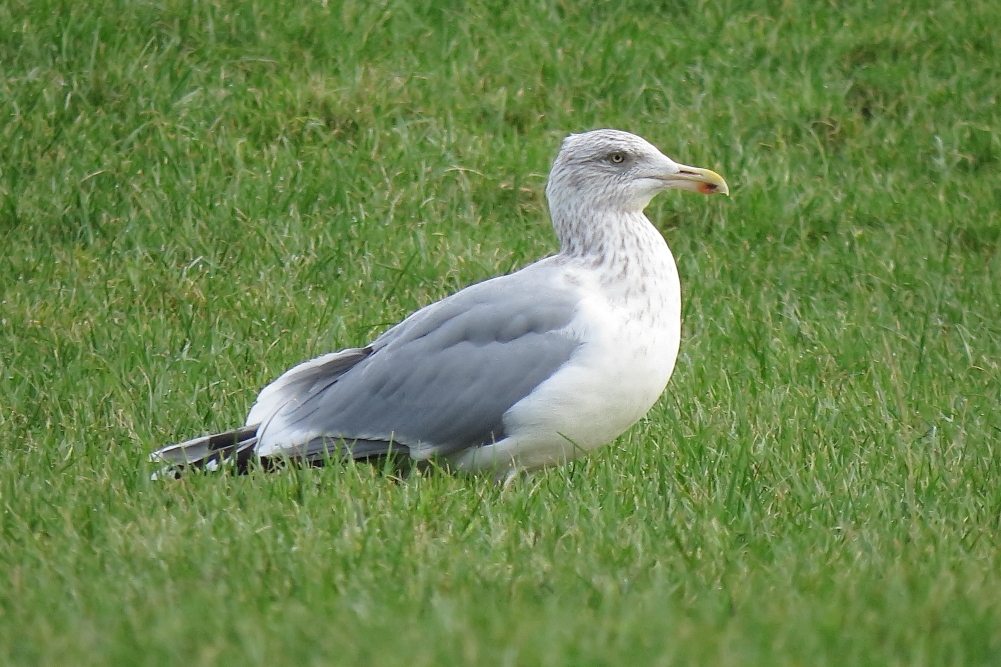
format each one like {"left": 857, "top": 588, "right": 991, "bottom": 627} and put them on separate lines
{"left": 2, "top": 0, "right": 1000, "bottom": 664}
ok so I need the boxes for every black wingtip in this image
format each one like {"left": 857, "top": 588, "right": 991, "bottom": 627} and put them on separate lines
{"left": 150, "top": 425, "right": 260, "bottom": 478}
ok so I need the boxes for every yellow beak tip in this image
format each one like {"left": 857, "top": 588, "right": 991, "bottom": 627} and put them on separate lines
{"left": 697, "top": 180, "right": 729, "bottom": 196}
{"left": 686, "top": 166, "right": 729, "bottom": 197}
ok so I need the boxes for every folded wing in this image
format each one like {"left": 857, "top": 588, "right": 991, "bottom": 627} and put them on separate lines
{"left": 251, "top": 272, "right": 582, "bottom": 462}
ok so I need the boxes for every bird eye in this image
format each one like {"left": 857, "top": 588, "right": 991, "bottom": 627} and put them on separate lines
{"left": 608, "top": 152, "right": 626, "bottom": 164}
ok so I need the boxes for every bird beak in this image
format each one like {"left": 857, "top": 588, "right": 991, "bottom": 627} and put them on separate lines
{"left": 662, "top": 164, "right": 730, "bottom": 196}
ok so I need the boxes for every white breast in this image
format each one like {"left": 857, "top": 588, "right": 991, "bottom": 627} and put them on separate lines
{"left": 450, "top": 225, "right": 682, "bottom": 474}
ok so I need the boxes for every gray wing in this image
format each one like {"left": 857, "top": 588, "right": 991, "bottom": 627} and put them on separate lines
{"left": 251, "top": 272, "right": 581, "bottom": 460}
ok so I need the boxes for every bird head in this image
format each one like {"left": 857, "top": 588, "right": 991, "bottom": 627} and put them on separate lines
{"left": 546, "top": 129, "right": 729, "bottom": 215}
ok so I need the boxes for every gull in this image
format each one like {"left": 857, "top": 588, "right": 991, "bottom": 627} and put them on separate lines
{"left": 151, "top": 129, "right": 728, "bottom": 478}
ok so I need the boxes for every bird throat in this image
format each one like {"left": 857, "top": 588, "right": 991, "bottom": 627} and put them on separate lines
{"left": 554, "top": 208, "right": 679, "bottom": 313}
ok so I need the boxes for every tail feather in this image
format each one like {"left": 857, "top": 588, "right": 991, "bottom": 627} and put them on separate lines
{"left": 151, "top": 427, "right": 415, "bottom": 478}
{"left": 298, "top": 436, "right": 411, "bottom": 465}
{"left": 151, "top": 425, "right": 260, "bottom": 478}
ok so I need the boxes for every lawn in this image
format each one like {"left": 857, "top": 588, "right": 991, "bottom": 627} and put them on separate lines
{"left": 2, "top": 0, "right": 1000, "bottom": 665}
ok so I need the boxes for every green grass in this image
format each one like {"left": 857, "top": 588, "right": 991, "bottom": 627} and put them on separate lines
{"left": 2, "top": 0, "right": 1000, "bottom": 664}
